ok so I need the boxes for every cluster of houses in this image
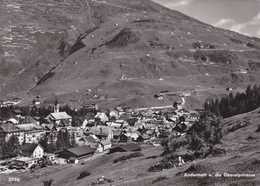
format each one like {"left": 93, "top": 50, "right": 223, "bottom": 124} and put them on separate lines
{"left": 0, "top": 100, "right": 20, "bottom": 107}
{"left": 0, "top": 102, "right": 201, "bottom": 168}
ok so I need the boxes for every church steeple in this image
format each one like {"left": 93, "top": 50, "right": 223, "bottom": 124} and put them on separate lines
{"left": 54, "top": 99, "right": 59, "bottom": 113}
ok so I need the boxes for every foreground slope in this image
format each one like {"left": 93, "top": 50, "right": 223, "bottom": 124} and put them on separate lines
{"left": 1, "top": 0, "right": 260, "bottom": 109}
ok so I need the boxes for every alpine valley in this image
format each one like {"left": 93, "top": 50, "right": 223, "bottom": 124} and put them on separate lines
{"left": 1, "top": 1, "right": 260, "bottom": 186}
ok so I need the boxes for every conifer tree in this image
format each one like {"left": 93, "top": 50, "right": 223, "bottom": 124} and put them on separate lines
{"left": 186, "top": 112, "right": 222, "bottom": 157}
{"left": 204, "top": 84, "right": 260, "bottom": 118}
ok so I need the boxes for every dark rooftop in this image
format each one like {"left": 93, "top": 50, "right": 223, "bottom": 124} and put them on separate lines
{"left": 65, "top": 146, "right": 96, "bottom": 157}
{"left": 21, "top": 143, "right": 43, "bottom": 152}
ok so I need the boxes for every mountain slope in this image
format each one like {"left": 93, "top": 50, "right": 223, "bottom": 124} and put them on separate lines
{"left": 1, "top": 0, "right": 260, "bottom": 108}
{"left": 0, "top": 0, "right": 99, "bottom": 96}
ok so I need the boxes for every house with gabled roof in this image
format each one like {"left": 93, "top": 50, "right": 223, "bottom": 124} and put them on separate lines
{"left": 133, "top": 121, "right": 145, "bottom": 130}
{"left": 137, "top": 133, "right": 150, "bottom": 142}
{"left": 107, "top": 122, "right": 122, "bottom": 129}
{"left": 13, "top": 109, "right": 22, "bottom": 117}
{"left": 97, "top": 140, "right": 112, "bottom": 153}
{"left": 119, "top": 133, "right": 129, "bottom": 143}
{"left": 82, "top": 118, "right": 96, "bottom": 128}
{"left": 144, "top": 123, "right": 156, "bottom": 130}
{"left": 172, "top": 123, "right": 189, "bottom": 133}
{"left": 189, "top": 112, "right": 200, "bottom": 121}
{"left": 107, "top": 120, "right": 128, "bottom": 129}
{"left": 42, "top": 124, "right": 56, "bottom": 131}
{"left": 112, "top": 130, "right": 122, "bottom": 142}
{"left": 125, "top": 132, "right": 139, "bottom": 141}
{"left": 78, "top": 135, "right": 99, "bottom": 147}
{"left": 45, "top": 104, "right": 72, "bottom": 127}
{"left": 20, "top": 116, "right": 39, "bottom": 125}
{"left": 45, "top": 112, "right": 72, "bottom": 126}
{"left": 7, "top": 118, "right": 19, "bottom": 125}
{"left": 95, "top": 112, "right": 109, "bottom": 123}
{"left": 119, "top": 113, "right": 132, "bottom": 121}
{"left": 109, "top": 109, "right": 119, "bottom": 119}
{"left": 116, "top": 107, "right": 124, "bottom": 112}
{"left": 21, "top": 143, "right": 44, "bottom": 159}
{"left": 146, "top": 129, "right": 157, "bottom": 138}
{"left": 85, "top": 126, "right": 113, "bottom": 140}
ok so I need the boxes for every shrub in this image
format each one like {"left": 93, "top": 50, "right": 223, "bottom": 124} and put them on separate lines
{"left": 43, "top": 179, "right": 54, "bottom": 186}
{"left": 256, "top": 125, "right": 260, "bottom": 132}
{"left": 154, "top": 94, "right": 159, "bottom": 98}
{"left": 228, "top": 122, "right": 248, "bottom": 132}
{"left": 113, "top": 152, "right": 144, "bottom": 163}
{"left": 148, "top": 161, "right": 176, "bottom": 172}
{"left": 208, "top": 50, "right": 237, "bottom": 63}
{"left": 194, "top": 50, "right": 207, "bottom": 61}
{"left": 113, "top": 156, "right": 128, "bottom": 163}
{"left": 77, "top": 171, "right": 91, "bottom": 180}
{"left": 212, "top": 147, "right": 226, "bottom": 156}
{"left": 148, "top": 154, "right": 179, "bottom": 172}
{"left": 193, "top": 41, "right": 216, "bottom": 49}
{"left": 229, "top": 38, "right": 242, "bottom": 44}
{"left": 152, "top": 176, "right": 168, "bottom": 184}
{"left": 194, "top": 50, "right": 237, "bottom": 63}
{"left": 246, "top": 42, "right": 260, "bottom": 49}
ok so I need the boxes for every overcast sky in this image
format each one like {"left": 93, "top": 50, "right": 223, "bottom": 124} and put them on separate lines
{"left": 152, "top": 0, "right": 260, "bottom": 38}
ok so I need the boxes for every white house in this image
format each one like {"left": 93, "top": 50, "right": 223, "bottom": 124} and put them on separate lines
{"left": 13, "top": 157, "right": 38, "bottom": 169}
{"left": 97, "top": 140, "right": 112, "bottom": 153}
{"left": 43, "top": 153, "right": 56, "bottom": 163}
{"left": 95, "top": 112, "right": 109, "bottom": 122}
{"left": 82, "top": 119, "right": 88, "bottom": 128}
{"left": 125, "top": 132, "right": 139, "bottom": 141}
{"left": 107, "top": 122, "right": 122, "bottom": 129}
{"left": 109, "top": 109, "right": 119, "bottom": 119}
{"left": 21, "top": 143, "right": 44, "bottom": 159}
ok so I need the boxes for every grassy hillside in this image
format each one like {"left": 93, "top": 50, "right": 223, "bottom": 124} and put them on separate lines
{"left": 1, "top": 0, "right": 260, "bottom": 110}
